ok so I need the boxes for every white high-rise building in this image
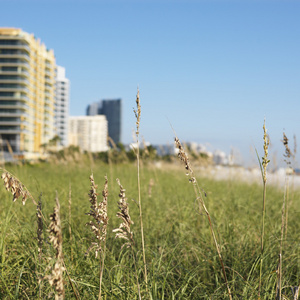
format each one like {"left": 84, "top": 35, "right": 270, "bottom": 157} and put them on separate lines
{"left": 55, "top": 66, "right": 70, "bottom": 147}
{"left": 69, "top": 115, "right": 108, "bottom": 152}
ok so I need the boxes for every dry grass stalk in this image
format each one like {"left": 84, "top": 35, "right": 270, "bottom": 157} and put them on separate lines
{"left": 174, "top": 136, "right": 232, "bottom": 300}
{"left": 292, "top": 286, "right": 299, "bottom": 300}
{"left": 113, "top": 178, "right": 141, "bottom": 300}
{"left": 37, "top": 198, "right": 43, "bottom": 260}
{"left": 282, "top": 132, "right": 292, "bottom": 239}
{"left": 68, "top": 183, "right": 73, "bottom": 261}
{"left": 48, "top": 193, "right": 65, "bottom": 300}
{"left": 277, "top": 199, "right": 286, "bottom": 300}
{"left": 276, "top": 253, "right": 282, "bottom": 300}
{"left": 108, "top": 136, "right": 117, "bottom": 149}
{"left": 37, "top": 195, "right": 43, "bottom": 299}
{"left": 259, "top": 120, "right": 270, "bottom": 297}
{"left": 113, "top": 178, "right": 134, "bottom": 248}
{"left": 276, "top": 133, "right": 295, "bottom": 300}
{"left": 133, "top": 88, "right": 148, "bottom": 289}
{"left": 86, "top": 174, "right": 109, "bottom": 300}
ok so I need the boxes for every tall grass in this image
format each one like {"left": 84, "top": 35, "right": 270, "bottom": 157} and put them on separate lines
{"left": 0, "top": 100, "right": 299, "bottom": 299}
{"left": 0, "top": 160, "right": 299, "bottom": 298}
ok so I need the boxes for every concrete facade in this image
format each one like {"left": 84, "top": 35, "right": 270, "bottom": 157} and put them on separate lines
{"left": 0, "top": 28, "right": 56, "bottom": 159}
{"left": 55, "top": 66, "right": 70, "bottom": 147}
{"left": 69, "top": 115, "right": 108, "bottom": 152}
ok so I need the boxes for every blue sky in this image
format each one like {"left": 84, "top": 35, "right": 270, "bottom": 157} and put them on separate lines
{"left": 1, "top": 0, "right": 300, "bottom": 166}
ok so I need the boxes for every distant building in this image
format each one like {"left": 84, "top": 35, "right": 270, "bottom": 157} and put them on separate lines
{"left": 69, "top": 115, "right": 108, "bottom": 152}
{"left": 86, "top": 101, "right": 99, "bottom": 116}
{"left": 86, "top": 99, "right": 122, "bottom": 144}
{"left": 153, "top": 144, "right": 177, "bottom": 156}
{"left": 213, "top": 150, "right": 232, "bottom": 165}
{"left": 0, "top": 28, "right": 56, "bottom": 159}
{"left": 55, "top": 66, "right": 70, "bottom": 147}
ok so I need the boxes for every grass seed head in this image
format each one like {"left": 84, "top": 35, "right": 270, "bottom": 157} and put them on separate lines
{"left": 113, "top": 178, "right": 134, "bottom": 249}
{"left": 86, "top": 174, "right": 109, "bottom": 258}
{"left": 174, "top": 137, "right": 196, "bottom": 183}
{"left": 133, "top": 88, "right": 141, "bottom": 136}
{"left": 1, "top": 171, "right": 29, "bottom": 205}
{"left": 262, "top": 121, "right": 270, "bottom": 182}
{"left": 47, "top": 195, "right": 65, "bottom": 299}
{"left": 282, "top": 132, "right": 292, "bottom": 165}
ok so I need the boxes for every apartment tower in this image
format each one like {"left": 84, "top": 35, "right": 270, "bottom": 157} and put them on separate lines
{"left": 86, "top": 98, "right": 122, "bottom": 144}
{"left": 0, "top": 28, "right": 56, "bottom": 159}
{"left": 55, "top": 66, "right": 70, "bottom": 147}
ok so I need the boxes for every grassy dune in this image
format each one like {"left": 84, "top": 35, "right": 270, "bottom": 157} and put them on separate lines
{"left": 0, "top": 159, "right": 299, "bottom": 299}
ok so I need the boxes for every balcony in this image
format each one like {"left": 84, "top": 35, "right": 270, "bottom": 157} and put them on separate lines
{"left": 44, "top": 76, "right": 53, "bottom": 84}
{"left": 0, "top": 120, "right": 21, "bottom": 125}
{"left": 44, "top": 85, "right": 53, "bottom": 92}
{"left": 0, "top": 61, "right": 30, "bottom": 70}
{"left": 0, "top": 86, "right": 29, "bottom": 93}
{"left": 0, "top": 78, "right": 29, "bottom": 85}
{"left": 0, "top": 44, "right": 31, "bottom": 53}
{"left": 0, "top": 53, "right": 30, "bottom": 62}
{"left": 0, "top": 94, "right": 30, "bottom": 102}
{"left": 0, "top": 127, "right": 21, "bottom": 134}
{"left": 0, "top": 110, "right": 30, "bottom": 118}
{"left": 44, "top": 69, "right": 52, "bottom": 76}
{"left": 0, "top": 102, "right": 30, "bottom": 111}
{"left": 0, "top": 67, "right": 29, "bottom": 76}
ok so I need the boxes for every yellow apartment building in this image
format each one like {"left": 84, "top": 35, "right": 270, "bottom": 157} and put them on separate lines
{"left": 0, "top": 28, "right": 56, "bottom": 159}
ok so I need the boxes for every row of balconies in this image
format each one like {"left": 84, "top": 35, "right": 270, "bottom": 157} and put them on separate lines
{"left": 0, "top": 102, "right": 30, "bottom": 110}
{"left": 0, "top": 67, "right": 29, "bottom": 75}
{"left": 0, "top": 54, "right": 30, "bottom": 64}
{"left": 0, "top": 94, "right": 29, "bottom": 102}
{"left": 0, "top": 62, "right": 54, "bottom": 77}
{"left": 0, "top": 42, "right": 31, "bottom": 52}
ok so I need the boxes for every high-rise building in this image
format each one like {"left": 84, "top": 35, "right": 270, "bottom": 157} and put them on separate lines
{"left": 55, "top": 66, "right": 70, "bottom": 147}
{"left": 86, "top": 101, "right": 99, "bottom": 116}
{"left": 69, "top": 115, "right": 108, "bottom": 152}
{"left": 86, "top": 98, "right": 122, "bottom": 144}
{"left": 0, "top": 28, "right": 56, "bottom": 159}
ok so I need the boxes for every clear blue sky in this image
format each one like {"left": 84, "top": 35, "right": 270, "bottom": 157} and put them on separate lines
{"left": 1, "top": 0, "right": 300, "bottom": 166}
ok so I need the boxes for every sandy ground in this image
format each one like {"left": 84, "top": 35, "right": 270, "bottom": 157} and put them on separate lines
{"left": 153, "top": 161, "right": 300, "bottom": 189}
{"left": 198, "top": 165, "right": 300, "bottom": 189}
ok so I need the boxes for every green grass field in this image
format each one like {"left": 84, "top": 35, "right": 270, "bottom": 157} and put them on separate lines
{"left": 0, "top": 158, "right": 299, "bottom": 299}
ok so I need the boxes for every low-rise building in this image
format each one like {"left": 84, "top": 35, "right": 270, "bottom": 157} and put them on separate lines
{"left": 69, "top": 115, "right": 108, "bottom": 152}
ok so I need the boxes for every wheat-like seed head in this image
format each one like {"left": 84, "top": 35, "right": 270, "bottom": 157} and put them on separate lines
{"left": 113, "top": 178, "right": 134, "bottom": 249}
{"left": 47, "top": 195, "right": 65, "bottom": 299}
{"left": 1, "top": 171, "right": 30, "bottom": 205}
{"left": 133, "top": 88, "right": 141, "bottom": 136}
{"left": 262, "top": 121, "right": 270, "bottom": 183}
{"left": 174, "top": 137, "right": 196, "bottom": 183}
{"left": 282, "top": 132, "right": 292, "bottom": 165}
{"left": 86, "top": 174, "right": 109, "bottom": 258}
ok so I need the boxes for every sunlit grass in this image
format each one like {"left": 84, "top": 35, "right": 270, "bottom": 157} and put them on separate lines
{"left": 0, "top": 160, "right": 299, "bottom": 299}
